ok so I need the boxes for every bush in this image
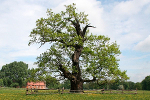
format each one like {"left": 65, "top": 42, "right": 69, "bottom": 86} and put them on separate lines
{"left": 10, "top": 83, "right": 19, "bottom": 88}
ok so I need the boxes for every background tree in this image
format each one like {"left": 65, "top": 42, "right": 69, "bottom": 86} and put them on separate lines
{"left": 127, "top": 81, "right": 135, "bottom": 90}
{"left": 27, "top": 68, "right": 59, "bottom": 89}
{"left": 122, "top": 81, "right": 129, "bottom": 90}
{"left": 45, "top": 75, "right": 60, "bottom": 89}
{"left": 28, "top": 3, "right": 129, "bottom": 92}
{"left": 0, "top": 79, "right": 3, "bottom": 87}
{"left": 134, "top": 82, "right": 142, "bottom": 90}
{"left": 0, "top": 61, "right": 28, "bottom": 87}
{"left": 141, "top": 75, "right": 150, "bottom": 90}
{"left": 60, "top": 79, "right": 70, "bottom": 89}
{"left": 109, "top": 79, "right": 120, "bottom": 90}
{"left": 26, "top": 68, "right": 38, "bottom": 81}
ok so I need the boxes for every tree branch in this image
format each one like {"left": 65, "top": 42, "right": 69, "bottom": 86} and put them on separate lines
{"left": 68, "top": 18, "right": 81, "bottom": 36}
{"left": 83, "top": 24, "right": 96, "bottom": 35}
{"left": 58, "top": 64, "right": 72, "bottom": 80}
{"left": 39, "top": 37, "right": 75, "bottom": 48}
{"left": 97, "top": 80, "right": 107, "bottom": 87}
{"left": 83, "top": 77, "right": 96, "bottom": 82}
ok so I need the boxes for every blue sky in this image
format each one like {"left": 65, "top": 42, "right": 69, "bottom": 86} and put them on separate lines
{"left": 0, "top": 0, "right": 150, "bottom": 82}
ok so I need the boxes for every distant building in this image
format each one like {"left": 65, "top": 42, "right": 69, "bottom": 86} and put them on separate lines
{"left": 26, "top": 81, "right": 46, "bottom": 89}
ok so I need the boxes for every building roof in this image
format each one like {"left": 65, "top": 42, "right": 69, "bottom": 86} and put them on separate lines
{"left": 27, "top": 81, "right": 45, "bottom": 86}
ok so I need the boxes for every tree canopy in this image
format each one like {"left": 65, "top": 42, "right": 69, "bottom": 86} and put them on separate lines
{"left": 0, "top": 61, "right": 28, "bottom": 87}
{"left": 142, "top": 75, "right": 150, "bottom": 90}
{"left": 28, "top": 3, "right": 129, "bottom": 91}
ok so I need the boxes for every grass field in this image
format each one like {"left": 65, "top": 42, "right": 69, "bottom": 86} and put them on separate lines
{"left": 0, "top": 88, "right": 150, "bottom": 100}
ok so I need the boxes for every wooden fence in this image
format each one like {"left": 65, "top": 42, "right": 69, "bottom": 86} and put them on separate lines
{"left": 26, "top": 88, "right": 137, "bottom": 95}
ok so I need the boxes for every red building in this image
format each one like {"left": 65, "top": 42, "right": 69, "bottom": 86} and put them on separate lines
{"left": 26, "top": 81, "right": 46, "bottom": 89}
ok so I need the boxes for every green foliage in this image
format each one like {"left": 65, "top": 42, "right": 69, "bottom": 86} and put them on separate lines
{"left": 120, "top": 81, "right": 135, "bottom": 90}
{"left": 3, "top": 77, "right": 12, "bottom": 87}
{"left": 10, "top": 83, "right": 19, "bottom": 88}
{"left": 27, "top": 68, "right": 60, "bottom": 89}
{"left": 142, "top": 75, "right": 150, "bottom": 90}
{"left": 0, "top": 61, "right": 28, "bottom": 87}
{"left": 28, "top": 3, "right": 88, "bottom": 47}
{"left": 122, "top": 82, "right": 129, "bottom": 90}
{"left": 45, "top": 75, "right": 60, "bottom": 89}
{"left": 83, "top": 82, "right": 102, "bottom": 89}
{"left": 127, "top": 81, "right": 135, "bottom": 90}
{"left": 108, "top": 80, "right": 120, "bottom": 90}
{"left": 134, "top": 82, "right": 142, "bottom": 90}
{"left": 28, "top": 3, "right": 129, "bottom": 89}
{"left": 118, "top": 85, "right": 124, "bottom": 90}
{"left": 81, "top": 35, "right": 127, "bottom": 80}
{"left": 26, "top": 68, "right": 39, "bottom": 81}
{"left": 3, "top": 78, "right": 8, "bottom": 86}
{"left": 116, "top": 81, "right": 142, "bottom": 90}
{"left": 83, "top": 80, "right": 142, "bottom": 90}
{"left": 0, "top": 79, "right": 3, "bottom": 87}
{"left": 60, "top": 79, "right": 70, "bottom": 89}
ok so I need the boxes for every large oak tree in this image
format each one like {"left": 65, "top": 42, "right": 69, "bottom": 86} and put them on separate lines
{"left": 29, "top": 3, "right": 128, "bottom": 92}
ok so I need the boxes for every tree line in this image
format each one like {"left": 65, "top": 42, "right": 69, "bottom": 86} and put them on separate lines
{"left": 61, "top": 77, "right": 150, "bottom": 90}
{"left": 0, "top": 61, "right": 150, "bottom": 90}
{"left": 0, "top": 61, "right": 59, "bottom": 88}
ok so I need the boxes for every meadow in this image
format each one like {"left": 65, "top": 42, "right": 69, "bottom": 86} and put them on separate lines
{"left": 0, "top": 88, "right": 150, "bottom": 100}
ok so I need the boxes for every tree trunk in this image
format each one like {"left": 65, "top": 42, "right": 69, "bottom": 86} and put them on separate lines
{"left": 70, "top": 79, "right": 83, "bottom": 93}
{"left": 68, "top": 18, "right": 94, "bottom": 93}
{"left": 70, "top": 44, "right": 83, "bottom": 93}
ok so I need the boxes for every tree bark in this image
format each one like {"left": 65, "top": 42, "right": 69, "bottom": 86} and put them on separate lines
{"left": 68, "top": 18, "right": 95, "bottom": 92}
{"left": 70, "top": 45, "right": 83, "bottom": 92}
{"left": 70, "top": 79, "right": 83, "bottom": 92}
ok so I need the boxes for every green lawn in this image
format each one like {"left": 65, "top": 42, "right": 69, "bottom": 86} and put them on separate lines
{"left": 0, "top": 88, "right": 150, "bottom": 100}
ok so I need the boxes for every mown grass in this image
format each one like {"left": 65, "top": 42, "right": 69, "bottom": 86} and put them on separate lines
{"left": 0, "top": 88, "right": 150, "bottom": 100}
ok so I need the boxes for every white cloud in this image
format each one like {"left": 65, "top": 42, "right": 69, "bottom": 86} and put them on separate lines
{"left": 119, "top": 53, "right": 150, "bottom": 82}
{"left": 118, "top": 32, "right": 143, "bottom": 50}
{"left": 0, "top": 0, "right": 46, "bottom": 49}
{"left": 0, "top": 0, "right": 47, "bottom": 68}
{"left": 129, "top": 72, "right": 149, "bottom": 82}
{"left": 134, "top": 35, "right": 150, "bottom": 52}
{"left": 101, "top": 0, "right": 150, "bottom": 52}
{"left": 144, "top": 4, "right": 150, "bottom": 14}
{"left": 112, "top": 0, "right": 150, "bottom": 17}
